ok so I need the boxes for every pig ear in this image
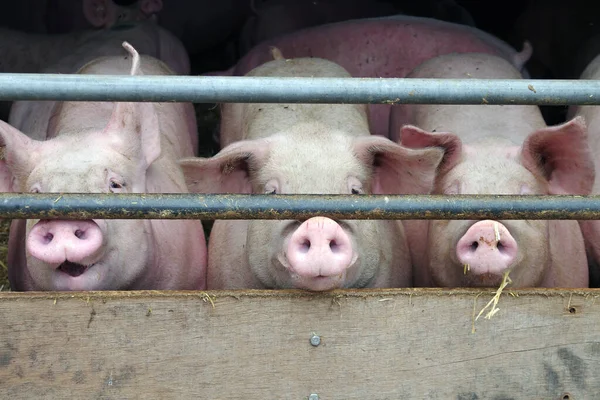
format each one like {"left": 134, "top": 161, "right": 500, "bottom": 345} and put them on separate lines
{"left": 400, "top": 125, "right": 463, "bottom": 175}
{"left": 83, "top": 0, "right": 112, "bottom": 28}
{"left": 104, "top": 43, "right": 161, "bottom": 169}
{"left": 139, "top": 0, "right": 163, "bottom": 15}
{"left": 353, "top": 135, "right": 444, "bottom": 195}
{"left": 521, "top": 116, "right": 594, "bottom": 195}
{"left": 179, "top": 139, "right": 271, "bottom": 194}
{"left": 0, "top": 120, "right": 40, "bottom": 192}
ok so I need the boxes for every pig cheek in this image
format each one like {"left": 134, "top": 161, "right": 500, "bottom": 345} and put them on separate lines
{"left": 501, "top": 220, "right": 548, "bottom": 287}
{"left": 427, "top": 220, "right": 465, "bottom": 287}
{"left": 101, "top": 220, "right": 152, "bottom": 288}
{"left": 246, "top": 220, "right": 290, "bottom": 287}
{"left": 344, "top": 220, "right": 383, "bottom": 285}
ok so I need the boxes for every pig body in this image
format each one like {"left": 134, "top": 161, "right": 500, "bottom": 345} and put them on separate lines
{"left": 0, "top": 20, "right": 188, "bottom": 76}
{"left": 4, "top": 20, "right": 192, "bottom": 150}
{"left": 238, "top": 0, "right": 400, "bottom": 55}
{"left": 214, "top": 15, "right": 532, "bottom": 138}
{"left": 391, "top": 53, "right": 593, "bottom": 288}
{"left": 239, "top": 0, "right": 476, "bottom": 56}
{"left": 569, "top": 54, "right": 600, "bottom": 287}
{"left": 0, "top": 44, "right": 206, "bottom": 291}
{"left": 181, "top": 52, "right": 443, "bottom": 290}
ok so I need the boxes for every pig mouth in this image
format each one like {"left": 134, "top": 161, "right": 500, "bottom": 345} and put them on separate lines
{"left": 464, "top": 272, "right": 504, "bottom": 288}
{"left": 57, "top": 261, "right": 95, "bottom": 277}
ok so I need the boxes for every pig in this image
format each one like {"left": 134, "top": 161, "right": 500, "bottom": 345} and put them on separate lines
{"left": 0, "top": 43, "right": 207, "bottom": 291}
{"left": 79, "top": 0, "right": 163, "bottom": 31}
{"left": 180, "top": 49, "right": 444, "bottom": 290}
{"left": 238, "top": 0, "right": 400, "bottom": 55}
{"left": 239, "top": 0, "right": 478, "bottom": 56}
{"left": 210, "top": 15, "right": 532, "bottom": 139}
{"left": 0, "top": 4, "right": 187, "bottom": 123}
{"left": 389, "top": 53, "right": 594, "bottom": 288}
{"left": 2, "top": 19, "right": 191, "bottom": 151}
{"left": 569, "top": 54, "right": 600, "bottom": 287}
{"left": 0, "top": 19, "right": 188, "bottom": 77}
{"left": 0, "top": 0, "right": 162, "bottom": 35}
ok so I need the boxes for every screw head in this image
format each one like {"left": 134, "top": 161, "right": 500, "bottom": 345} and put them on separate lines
{"left": 310, "top": 334, "right": 321, "bottom": 346}
{"left": 308, "top": 394, "right": 319, "bottom": 400}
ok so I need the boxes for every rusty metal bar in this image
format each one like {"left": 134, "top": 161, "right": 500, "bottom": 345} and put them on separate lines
{"left": 0, "top": 193, "right": 599, "bottom": 220}
{"left": 0, "top": 74, "right": 599, "bottom": 105}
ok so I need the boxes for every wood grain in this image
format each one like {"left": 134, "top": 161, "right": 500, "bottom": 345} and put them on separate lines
{"left": 1, "top": 289, "right": 599, "bottom": 399}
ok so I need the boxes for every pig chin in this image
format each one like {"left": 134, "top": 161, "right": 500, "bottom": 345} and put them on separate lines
{"left": 462, "top": 272, "right": 506, "bottom": 288}
{"left": 291, "top": 273, "right": 348, "bottom": 291}
{"left": 27, "top": 258, "right": 105, "bottom": 291}
{"left": 274, "top": 253, "right": 359, "bottom": 291}
{"left": 25, "top": 249, "right": 125, "bottom": 291}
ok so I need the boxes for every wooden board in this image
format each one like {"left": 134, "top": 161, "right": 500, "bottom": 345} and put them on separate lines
{"left": 1, "top": 289, "right": 599, "bottom": 399}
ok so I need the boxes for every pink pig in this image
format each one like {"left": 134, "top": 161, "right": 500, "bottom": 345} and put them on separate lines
{"left": 390, "top": 53, "right": 594, "bottom": 288}
{"left": 569, "top": 53, "right": 600, "bottom": 287}
{"left": 0, "top": 43, "right": 206, "bottom": 291}
{"left": 181, "top": 49, "right": 443, "bottom": 290}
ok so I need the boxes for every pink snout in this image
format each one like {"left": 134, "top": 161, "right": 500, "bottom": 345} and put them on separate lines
{"left": 27, "top": 220, "right": 103, "bottom": 265}
{"left": 286, "top": 217, "right": 355, "bottom": 279}
{"left": 456, "top": 220, "right": 518, "bottom": 275}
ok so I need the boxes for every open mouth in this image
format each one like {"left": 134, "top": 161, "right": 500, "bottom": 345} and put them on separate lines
{"left": 57, "top": 261, "right": 93, "bottom": 277}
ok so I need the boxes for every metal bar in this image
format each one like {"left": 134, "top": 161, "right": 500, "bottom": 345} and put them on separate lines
{"left": 0, "top": 193, "right": 600, "bottom": 220}
{"left": 0, "top": 74, "right": 599, "bottom": 105}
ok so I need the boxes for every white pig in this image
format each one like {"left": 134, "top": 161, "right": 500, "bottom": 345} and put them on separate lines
{"left": 0, "top": 43, "right": 206, "bottom": 291}
{"left": 180, "top": 49, "right": 443, "bottom": 290}
{"left": 569, "top": 53, "right": 600, "bottom": 287}
{"left": 390, "top": 53, "right": 594, "bottom": 288}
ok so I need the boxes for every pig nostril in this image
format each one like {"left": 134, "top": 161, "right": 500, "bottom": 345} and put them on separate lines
{"left": 74, "top": 229, "right": 85, "bottom": 239}
{"left": 43, "top": 233, "right": 54, "bottom": 244}
{"left": 299, "top": 239, "right": 311, "bottom": 253}
{"left": 470, "top": 241, "right": 478, "bottom": 252}
{"left": 329, "top": 239, "right": 339, "bottom": 253}
{"left": 497, "top": 241, "right": 505, "bottom": 252}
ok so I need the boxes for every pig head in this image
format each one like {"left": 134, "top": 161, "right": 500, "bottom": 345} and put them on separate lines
{"left": 399, "top": 117, "right": 593, "bottom": 288}
{"left": 181, "top": 128, "right": 443, "bottom": 290}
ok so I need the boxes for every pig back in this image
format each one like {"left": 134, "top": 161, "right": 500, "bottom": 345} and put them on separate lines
{"left": 390, "top": 53, "right": 546, "bottom": 144}
{"left": 220, "top": 56, "right": 370, "bottom": 147}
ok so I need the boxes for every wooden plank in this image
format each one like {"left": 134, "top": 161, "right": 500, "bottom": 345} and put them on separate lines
{"left": 1, "top": 289, "right": 599, "bottom": 399}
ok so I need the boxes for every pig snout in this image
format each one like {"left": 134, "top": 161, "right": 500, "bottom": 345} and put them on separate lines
{"left": 286, "top": 217, "right": 355, "bottom": 279}
{"left": 27, "top": 220, "right": 103, "bottom": 265}
{"left": 456, "top": 220, "right": 518, "bottom": 276}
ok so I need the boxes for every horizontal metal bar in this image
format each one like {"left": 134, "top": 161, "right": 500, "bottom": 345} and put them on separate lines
{"left": 0, "top": 193, "right": 600, "bottom": 220}
{"left": 0, "top": 74, "right": 599, "bottom": 105}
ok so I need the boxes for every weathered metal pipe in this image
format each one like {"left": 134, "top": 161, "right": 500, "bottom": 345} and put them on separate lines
{"left": 0, "top": 74, "right": 599, "bottom": 105}
{"left": 0, "top": 193, "right": 599, "bottom": 220}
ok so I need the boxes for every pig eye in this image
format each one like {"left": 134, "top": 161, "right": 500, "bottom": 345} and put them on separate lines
{"left": 264, "top": 180, "right": 279, "bottom": 195}
{"left": 109, "top": 179, "right": 126, "bottom": 193}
